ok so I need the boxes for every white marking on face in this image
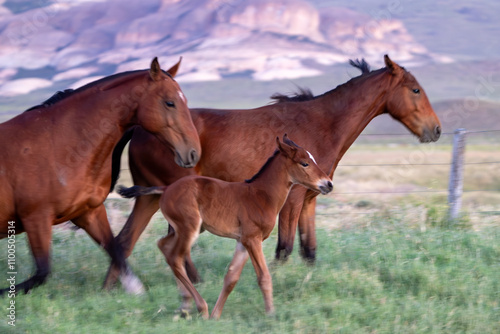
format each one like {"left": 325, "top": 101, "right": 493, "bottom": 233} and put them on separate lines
{"left": 307, "top": 150, "right": 317, "bottom": 164}
{"left": 178, "top": 91, "right": 187, "bottom": 104}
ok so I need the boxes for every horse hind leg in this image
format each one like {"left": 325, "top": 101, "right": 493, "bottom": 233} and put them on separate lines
{"left": 0, "top": 217, "right": 52, "bottom": 295}
{"left": 72, "top": 204, "right": 144, "bottom": 295}
{"left": 158, "top": 222, "right": 208, "bottom": 319}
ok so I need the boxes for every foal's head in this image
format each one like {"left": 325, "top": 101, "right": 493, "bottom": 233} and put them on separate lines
{"left": 277, "top": 135, "right": 333, "bottom": 195}
{"left": 137, "top": 57, "right": 201, "bottom": 168}
{"left": 383, "top": 55, "right": 441, "bottom": 143}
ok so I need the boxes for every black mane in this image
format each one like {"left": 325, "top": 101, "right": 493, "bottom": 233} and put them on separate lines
{"left": 349, "top": 58, "right": 371, "bottom": 74}
{"left": 270, "top": 87, "right": 315, "bottom": 104}
{"left": 270, "top": 58, "right": 371, "bottom": 103}
{"left": 25, "top": 89, "right": 75, "bottom": 112}
{"left": 245, "top": 149, "right": 280, "bottom": 183}
{"left": 24, "top": 67, "right": 171, "bottom": 112}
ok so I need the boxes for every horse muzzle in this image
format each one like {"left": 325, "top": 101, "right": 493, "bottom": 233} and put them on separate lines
{"left": 419, "top": 125, "right": 441, "bottom": 143}
{"left": 174, "top": 148, "right": 200, "bottom": 168}
{"left": 318, "top": 180, "right": 334, "bottom": 195}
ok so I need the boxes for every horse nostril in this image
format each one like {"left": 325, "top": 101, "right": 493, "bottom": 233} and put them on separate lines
{"left": 434, "top": 126, "right": 441, "bottom": 139}
{"left": 189, "top": 149, "right": 199, "bottom": 165}
{"left": 327, "top": 181, "right": 333, "bottom": 190}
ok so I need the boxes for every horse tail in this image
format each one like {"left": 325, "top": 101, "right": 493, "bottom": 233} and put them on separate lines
{"left": 110, "top": 127, "right": 135, "bottom": 192}
{"left": 117, "top": 185, "right": 165, "bottom": 198}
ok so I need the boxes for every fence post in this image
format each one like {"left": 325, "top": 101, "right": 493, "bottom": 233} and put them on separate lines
{"left": 448, "top": 128, "right": 466, "bottom": 221}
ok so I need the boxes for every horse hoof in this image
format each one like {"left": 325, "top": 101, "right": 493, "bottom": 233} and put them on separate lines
{"left": 120, "top": 272, "right": 145, "bottom": 295}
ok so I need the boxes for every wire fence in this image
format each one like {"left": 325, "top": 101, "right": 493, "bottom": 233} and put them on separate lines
{"left": 327, "top": 129, "right": 500, "bottom": 217}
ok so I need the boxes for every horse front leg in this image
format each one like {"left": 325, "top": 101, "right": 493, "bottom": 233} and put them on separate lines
{"left": 297, "top": 193, "right": 318, "bottom": 263}
{"left": 72, "top": 204, "right": 144, "bottom": 295}
{"left": 103, "top": 194, "right": 160, "bottom": 288}
{"left": 274, "top": 186, "right": 306, "bottom": 262}
{"left": 0, "top": 216, "right": 52, "bottom": 295}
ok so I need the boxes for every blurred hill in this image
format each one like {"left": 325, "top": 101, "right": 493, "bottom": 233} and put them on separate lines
{"left": 0, "top": 0, "right": 440, "bottom": 96}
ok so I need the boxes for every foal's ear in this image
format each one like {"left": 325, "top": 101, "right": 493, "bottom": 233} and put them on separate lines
{"left": 166, "top": 57, "right": 182, "bottom": 78}
{"left": 150, "top": 57, "right": 162, "bottom": 81}
{"left": 276, "top": 136, "right": 297, "bottom": 158}
{"left": 384, "top": 54, "right": 403, "bottom": 76}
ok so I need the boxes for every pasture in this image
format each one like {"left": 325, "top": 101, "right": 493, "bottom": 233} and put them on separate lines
{"left": 1, "top": 144, "right": 499, "bottom": 333}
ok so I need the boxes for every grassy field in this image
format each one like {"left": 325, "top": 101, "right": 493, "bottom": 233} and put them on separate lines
{"left": 0, "top": 211, "right": 499, "bottom": 333}
{"left": 1, "top": 144, "right": 499, "bottom": 333}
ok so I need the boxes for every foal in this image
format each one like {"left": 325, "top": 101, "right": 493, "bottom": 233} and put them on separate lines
{"left": 118, "top": 135, "right": 333, "bottom": 319}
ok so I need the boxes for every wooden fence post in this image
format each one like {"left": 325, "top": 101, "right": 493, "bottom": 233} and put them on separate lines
{"left": 448, "top": 128, "right": 467, "bottom": 221}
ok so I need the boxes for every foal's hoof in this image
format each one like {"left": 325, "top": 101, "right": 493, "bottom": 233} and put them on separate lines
{"left": 173, "top": 308, "right": 192, "bottom": 321}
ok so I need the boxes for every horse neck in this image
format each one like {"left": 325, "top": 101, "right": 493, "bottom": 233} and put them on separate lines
{"left": 55, "top": 72, "right": 146, "bottom": 171}
{"left": 248, "top": 153, "right": 294, "bottom": 213}
{"left": 319, "top": 69, "right": 394, "bottom": 169}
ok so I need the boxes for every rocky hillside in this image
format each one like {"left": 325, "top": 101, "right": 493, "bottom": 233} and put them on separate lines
{"left": 0, "top": 0, "right": 439, "bottom": 96}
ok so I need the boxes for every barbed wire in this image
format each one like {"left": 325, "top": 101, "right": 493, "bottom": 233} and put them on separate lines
{"left": 358, "top": 129, "right": 500, "bottom": 136}
{"left": 337, "top": 161, "right": 500, "bottom": 167}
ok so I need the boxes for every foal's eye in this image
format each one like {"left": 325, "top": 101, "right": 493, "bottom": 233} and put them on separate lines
{"left": 412, "top": 88, "right": 420, "bottom": 94}
{"left": 300, "top": 162, "right": 309, "bottom": 167}
{"left": 165, "top": 101, "right": 175, "bottom": 108}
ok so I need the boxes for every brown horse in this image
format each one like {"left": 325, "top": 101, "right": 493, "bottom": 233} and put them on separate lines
{"left": 0, "top": 58, "right": 201, "bottom": 294}
{"left": 107, "top": 55, "right": 441, "bottom": 286}
{"left": 118, "top": 135, "right": 333, "bottom": 319}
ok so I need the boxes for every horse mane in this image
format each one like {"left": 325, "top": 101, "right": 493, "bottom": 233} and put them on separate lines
{"left": 270, "top": 58, "right": 371, "bottom": 104}
{"left": 245, "top": 149, "right": 280, "bottom": 183}
{"left": 24, "top": 68, "right": 172, "bottom": 112}
{"left": 270, "top": 87, "right": 315, "bottom": 104}
{"left": 349, "top": 58, "right": 370, "bottom": 74}
{"left": 25, "top": 89, "right": 75, "bottom": 111}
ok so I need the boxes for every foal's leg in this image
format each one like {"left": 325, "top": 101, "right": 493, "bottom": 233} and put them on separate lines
{"left": 297, "top": 193, "right": 318, "bottom": 262}
{"left": 158, "top": 226, "right": 208, "bottom": 319}
{"left": 167, "top": 224, "right": 202, "bottom": 284}
{"left": 104, "top": 194, "right": 160, "bottom": 288}
{"left": 275, "top": 186, "right": 307, "bottom": 261}
{"left": 0, "top": 215, "right": 52, "bottom": 294}
{"left": 72, "top": 204, "right": 144, "bottom": 295}
{"left": 211, "top": 242, "right": 249, "bottom": 319}
{"left": 244, "top": 238, "right": 274, "bottom": 315}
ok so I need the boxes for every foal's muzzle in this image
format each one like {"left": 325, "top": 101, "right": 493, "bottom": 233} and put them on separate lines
{"left": 319, "top": 180, "right": 334, "bottom": 195}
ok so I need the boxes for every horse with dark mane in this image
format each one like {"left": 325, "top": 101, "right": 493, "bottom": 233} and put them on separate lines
{"left": 118, "top": 135, "right": 333, "bottom": 319}
{"left": 0, "top": 58, "right": 201, "bottom": 294}
{"left": 106, "top": 55, "right": 441, "bottom": 286}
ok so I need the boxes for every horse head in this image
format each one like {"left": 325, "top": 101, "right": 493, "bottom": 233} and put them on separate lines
{"left": 137, "top": 57, "right": 201, "bottom": 168}
{"left": 383, "top": 55, "right": 442, "bottom": 143}
{"left": 277, "top": 134, "right": 333, "bottom": 195}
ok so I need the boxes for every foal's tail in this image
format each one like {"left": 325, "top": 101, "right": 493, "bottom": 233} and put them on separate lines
{"left": 117, "top": 185, "right": 165, "bottom": 198}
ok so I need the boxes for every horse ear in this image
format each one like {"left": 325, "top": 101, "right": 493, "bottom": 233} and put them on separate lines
{"left": 384, "top": 54, "right": 402, "bottom": 76}
{"left": 150, "top": 57, "right": 162, "bottom": 81}
{"left": 166, "top": 57, "right": 182, "bottom": 78}
{"left": 277, "top": 135, "right": 297, "bottom": 158}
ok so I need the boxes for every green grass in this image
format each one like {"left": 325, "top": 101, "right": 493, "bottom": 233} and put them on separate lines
{"left": 1, "top": 212, "right": 499, "bottom": 333}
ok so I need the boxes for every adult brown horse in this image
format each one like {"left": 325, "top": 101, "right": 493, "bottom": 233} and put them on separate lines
{"left": 107, "top": 55, "right": 441, "bottom": 286}
{"left": 118, "top": 135, "right": 333, "bottom": 319}
{"left": 0, "top": 58, "right": 201, "bottom": 294}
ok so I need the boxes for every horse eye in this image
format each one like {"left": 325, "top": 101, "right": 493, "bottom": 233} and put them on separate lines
{"left": 300, "top": 162, "right": 309, "bottom": 167}
{"left": 165, "top": 101, "right": 175, "bottom": 108}
{"left": 412, "top": 88, "right": 420, "bottom": 94}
